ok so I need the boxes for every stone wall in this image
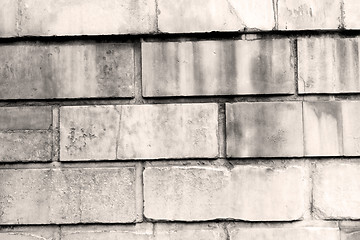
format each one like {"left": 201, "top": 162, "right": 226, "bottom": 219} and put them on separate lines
{"left": 1, "top": 0, "right": 360, "bottom": 239}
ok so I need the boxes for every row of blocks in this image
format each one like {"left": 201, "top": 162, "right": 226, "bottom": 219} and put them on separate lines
{"left": 1, "top": 37, "right": 360, "bottom": 99}
{"left": 1, "top": 101, "right": 360, "bottom": 162}
{"left": 1, "top": 160, "right": 360, "bottom": 224}
{"left": 1, "top": 0, "right": 359, "bottom": 36}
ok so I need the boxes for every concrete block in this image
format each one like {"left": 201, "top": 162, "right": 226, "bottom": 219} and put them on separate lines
{"left": 0, "top": 0, "right": 17, "bottom": 37}
{"left": 344, "top": 0, "right": 360, "bottom": 29}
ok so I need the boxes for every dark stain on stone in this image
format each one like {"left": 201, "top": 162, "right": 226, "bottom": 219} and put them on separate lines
{"left": 192, "top": 42, "right": 205, "bottom": 95}
{"left": 218, "top": 41, "right": 237, "bottom": 94}
{"left": 310, "top": 102, "right": 343, "bottom": 154}
{"left": 251, "top": 40, "right": 273, "bottom": 93}
{"left": 336, "top": 39, "right": 349, "bottom": 90}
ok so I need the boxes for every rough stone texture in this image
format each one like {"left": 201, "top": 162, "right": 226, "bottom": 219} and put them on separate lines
{"left": 298, "top": 37, "right": 360, "bottom": 94}
{"left": 0, "top": 131, "right": 52, "bottom": 162}
{"left": 303, "top": 102, "right": 343, "bottom": 156}
{"left": 0, "top": 167, "right": 136, "bottom": 224}
{"left": 0, "top": 43, "right": 134, "bottom": 99}
{"left": 61, "top": 224, "right": 153, "bottom": 240}
{"left": 342, "top": 101, "right": 360, "bottom": 156}
{"left": 226, "top": 102, "right": 303, "bottom": 157}
{"left": 144, "top": 164, "right": 308, "bottom": 221}
{"left": 142, "top": 39, "right": 294, "bottom": 97}
{"left": 0, "top": 107, "right": 52, "bottom": 130}
{"left": 0, "top": 0, "right": 17, "bottom": 37}
{"left": 157, "top": 0, "right": 275, "bottom": 33}
{"left": 117, "top": 104, "right": 218, "bottom": 159}
{"left": 18, "top": 0, "right": 156, "bottom": 36}
{"left": 278, "top": 0, "right": 341, "bottom": 30}
{"left": 154, "top": 223, "right": 226, "bottom": 240}
{"left": 60, "top": 106, "right": 120, "bottom": 161}
{"left": 343, "top": 0, "right": 360, "bottom": 29}
{"left": 0, "top": 226, "right": 59, "bottom": 240}
{"left": 341, "top": 222, "right": 360, "bottom": 240}
{"left": 313, "top": 161, "right": 360, "bottom": 219}
{"left": 228, "top": 226, "right": 340, "bottom": 240}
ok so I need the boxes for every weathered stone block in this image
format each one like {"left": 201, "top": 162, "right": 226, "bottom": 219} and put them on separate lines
{"left": 341, "top": 222, "right": 360, "bottom": 240}
{"left": 0, "top": 226, "right": 59, "bottom": 240}
{"left": 18, "top": 0, "right": 156, "bottom": 36}
{"left": 0, "top": 107, "right": 52, "bottom": 130}
{"left": 0, "top": 167, "right": 136, "bottom": 224}
{"left": 0, "top": 43, "right": 134, "bottom": 99}
{"left": 0, "top": 0, "right": 17, "bottom": 37}
{"left": 343, "top": 0, "right": 360, "bottom": 29}
{"left": 142, "top": 39, "right": 294, "bottom": 97}
{"left": 228, "top": 226, "right": 339, "bottom": 240}
{"left": 117, "top": 104, "right": 218, "bottom": 159}
{"left": 154, "top": 223, "right": 226, "bottom": 240}
{"left": 342, "top": 102, "right": 360, "bottom": 156}
{"left": 60, "top": 106, "right": 119, "bottom": 161}
{"left": 298, "top": 37, "right": 360, "bottom": 94}
{"left": 226, "top": 102, "right": 303, "bottom": 157}
{"left": 303, "top": 102, "right": 343, "bottom": 156}
{"left": 61, "top": 224, "right": 153, "bottom": 240}
{"left": 157, "top": 0, "right": 275, "bottom": 33}
{"left": 314, "top": 161, "right": 360, "bottom": 219}
{"left": 0, "top": 131, "right": 52, "bottom": 162}
{"left": 278, "top": 0, "right": 341, "bottom": 30}
{"left": 144, "top": 164, "right": 308, "bottom": 221}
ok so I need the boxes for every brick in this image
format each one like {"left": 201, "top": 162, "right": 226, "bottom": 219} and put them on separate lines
{"left": 0, "top": 167, "right": 136, "bottom": 224}
{"left": 228, "top": 226, "right": 339, "bottom": 240}
{"left": 60, "top": 106, "right": 119, "bottom": 161}
{"left": 344, "top": 0, "right": 360, "bottom": 29}
{"left": 142, "top": 39, "right": 294, "bottom": 97}
{"left": 0, "top": 43, "right": 134, "bottom": 99}
{"left": 61, "top": 224, "right": 153, "bottom": 240}
{"left": 0, "top": 107, "right": 52, "bottom": 130}
{"left": 154, "top": 223, "right": 226, "bottom": 240}
{"left": 18, "top": 0, "right": 156, "bottom": 36}
{"left": 226, "top": 102, "right": 303, "bottom": 158}
{"left": 303, "top": 102, "right": 343, "bottom": 156}
{"left": 117, "top": 104, "right": 218, "bottom": 159}
{"left": 314, "top": 161, "right": 360, "bottom": 219}
{"left": 342, "top": 101, "right": 360, "bottom": 155}
{"left": 0, "top": 226, "right": 59, "bottom": 240}
{"left": 298, "top": 37, "right": 360, "bottom": 94}
{"left": 278, "top": 0, "right": 341, "bottom": 30}
{"left": 0, "top": 131, "right": 52, "bottom": 162}
{"left": 158, "top": 0, "right": 275, "bottom": 33}
{"left": 0, "top": 0, "right": 17, "bottom": 37}
{"left": 144, "top": 164, "right": 308, "bottom": 221}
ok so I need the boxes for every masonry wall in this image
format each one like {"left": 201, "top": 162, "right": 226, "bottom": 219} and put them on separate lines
{"left": 1, "top": 1, "right": 360, "bottom": 239}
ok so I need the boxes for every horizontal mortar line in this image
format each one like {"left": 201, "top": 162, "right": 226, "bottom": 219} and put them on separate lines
{"left": 0, "top": 219, "right": 343, "bottom": 227}
{"left": 3, "top": 29, "right": 360, "bottom": 43}
{"left": 3, "top": 95, "right": 360, "bottom": 106}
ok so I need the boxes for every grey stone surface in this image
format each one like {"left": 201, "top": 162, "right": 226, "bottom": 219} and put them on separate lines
{"left": 144, "top": 163, "right": 308, "bottom": 221}
{"left": 0, "top": 131, "right": 52, "bottom": 162}
{"left": 18, "top": 0, "right": 156, "bottom": 36}
{"left": 142, "top": 39, "right": 294, "bottom": 97}
{"left": 303, "top": 102, "right": 343, "bottom": 156}
{"left": 278, "top": 0, "right": 341, "bottom": 30}
{"left": 117, "top": 104, "right": 218, "bottom": 159}
{"left": 0, "top": 0, "right": 17, "bottom": 37}
{"left": 314, "top": 161, "right": 360, "bottom": 219}
{"left": 60, "top": 106, "right": 120, "bottom": 161}
{"left": 298, "top": 38, "right": 360, "bottom": 94}
{"left": 0, "top": 107, "right": 52, "bottom": 130}
{"left": 344, "top": 0, "right": 360, "bottom": 29}
{"left": 0, "top": 167, "right": 136, "bottom": 224}
{"left": 158, "top": 0, "right": 275, "bottom": 33}
{"left": 228, "top": 225, "right": 340, "bottom": 240}
{"left": 0, "top": 43, "right": 134, "bottom": 99}
{"left": 226, "top": 102, "right": 303, "bottom": 157}
{"left": 0, "top": 226, "right": 59, "bottom": 240}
